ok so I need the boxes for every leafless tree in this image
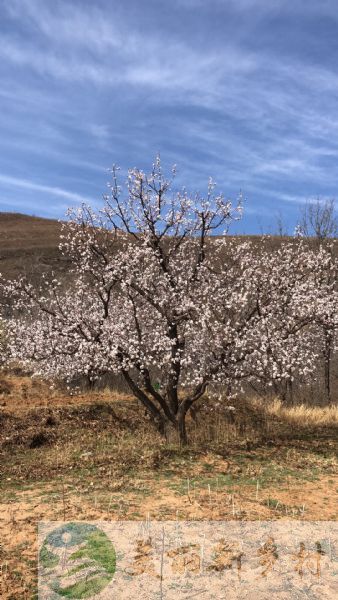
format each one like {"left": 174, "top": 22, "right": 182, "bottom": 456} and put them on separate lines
{"left": 298, "top": 198, "right": 337, "bottom": 240}
{"left": 275, "top": 211, "right": 289, "bottom": 237}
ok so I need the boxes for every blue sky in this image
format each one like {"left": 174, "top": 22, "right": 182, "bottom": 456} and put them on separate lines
{"left": 0, "top": 0, "right": 338, "bottom": 233}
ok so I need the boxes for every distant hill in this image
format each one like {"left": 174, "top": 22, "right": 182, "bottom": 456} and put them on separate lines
{"left": 0, "top": 213, "right": 68, "bottom": 281}
{"left": 0, "top": 211, "right": 336, "bottom": 283}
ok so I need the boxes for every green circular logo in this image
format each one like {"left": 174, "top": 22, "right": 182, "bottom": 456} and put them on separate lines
{"left": 39, "top": 522, "right": 116, "bottom": 599}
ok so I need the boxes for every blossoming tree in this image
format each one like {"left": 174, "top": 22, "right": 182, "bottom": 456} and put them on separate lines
{"left": 5, "top": 159, "right": 337, "bottom": 442}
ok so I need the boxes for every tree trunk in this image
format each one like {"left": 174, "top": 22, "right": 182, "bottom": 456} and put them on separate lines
{"left": 121, "top": 369, "right": 207, "bottom": 445}
{"left": 324, "top": 330, "right": 332, "bottom": 404}
{"left": 287, "top": 379, "right": 294, "bottom": 406}
{"left": 177, "top": 411, "right": 188, "bottom": 445}
{"left": 324, "top": 359, "right": 331, "bottom": 404}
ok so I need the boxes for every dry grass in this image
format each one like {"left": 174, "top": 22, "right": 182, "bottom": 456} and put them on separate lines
{"left": 254, "top": 397, "right": 338, "bottom": 426}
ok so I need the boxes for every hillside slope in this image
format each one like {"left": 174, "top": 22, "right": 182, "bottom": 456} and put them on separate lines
{"left": 0, "top": 212, "right": 336, "bottom": 282}
{"left": 0, "top": 212, "right": 67, "bottom": 280}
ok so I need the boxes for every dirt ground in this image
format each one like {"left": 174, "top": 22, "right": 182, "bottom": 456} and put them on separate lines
{"left": 0, "top": 374, "right": 337, "bottom": 599}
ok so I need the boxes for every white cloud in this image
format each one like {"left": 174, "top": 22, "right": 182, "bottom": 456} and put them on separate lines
{"left": 0, "top": 174, "right": 93, "bottom": 204}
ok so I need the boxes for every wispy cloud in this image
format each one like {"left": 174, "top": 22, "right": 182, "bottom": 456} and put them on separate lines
{"left": 0, "top": 174, "right": 93, "bottom": 205}
{"left": 0, "top": 0, "right": 337, "bottom": 231}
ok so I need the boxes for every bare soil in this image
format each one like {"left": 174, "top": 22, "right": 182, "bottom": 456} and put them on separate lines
{"left": 0, "top": 373, "right": 337, "bottom": 599}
